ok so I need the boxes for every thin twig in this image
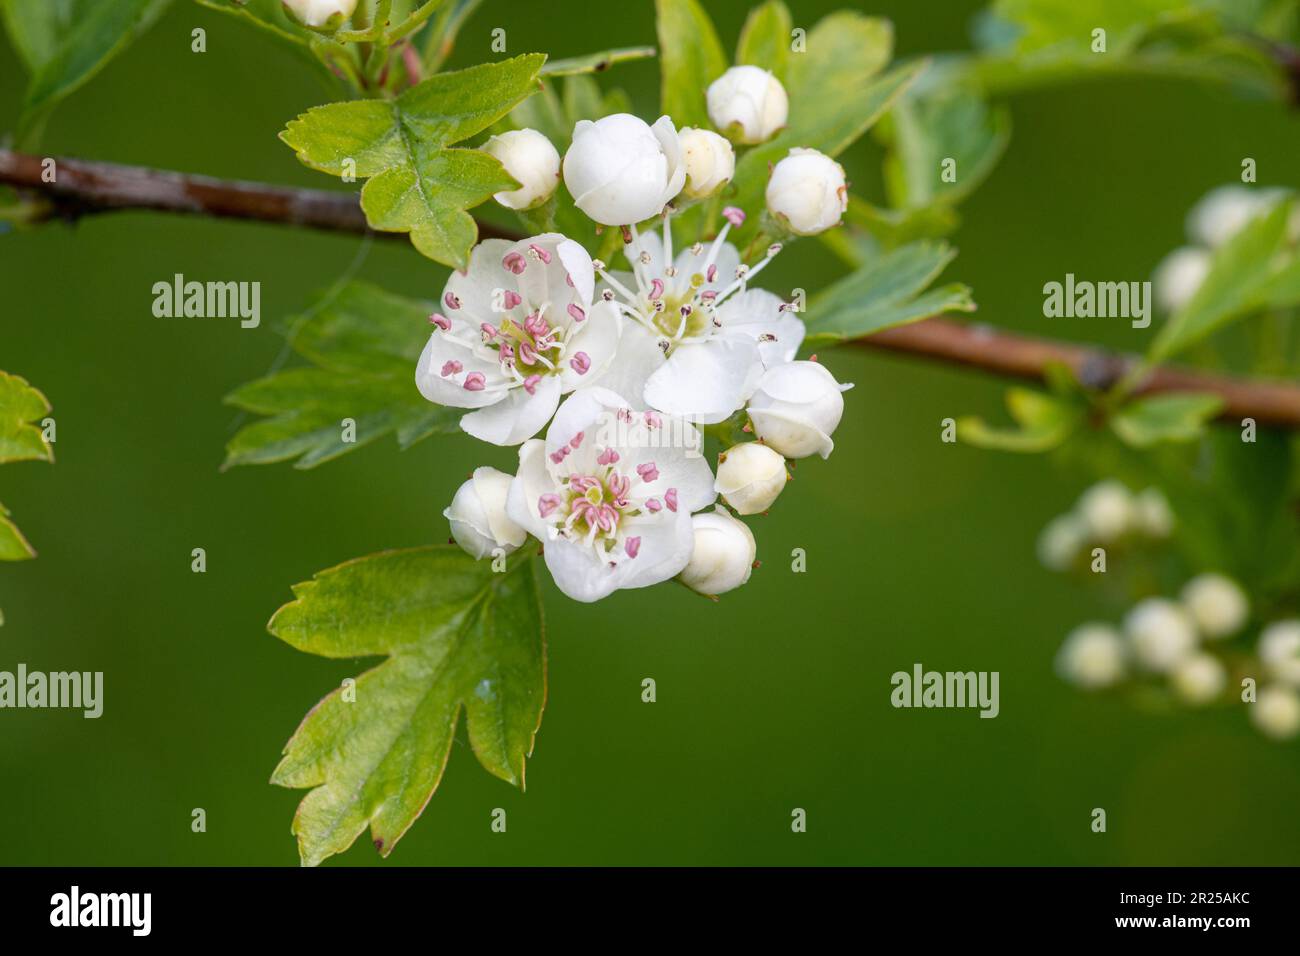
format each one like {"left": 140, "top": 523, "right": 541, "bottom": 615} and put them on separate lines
{"left": 5, "top": 150, "right": 1300, "bottom": 428}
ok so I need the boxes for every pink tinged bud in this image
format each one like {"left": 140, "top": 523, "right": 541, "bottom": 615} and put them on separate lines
{"left": 569, "top": 351, "right": 591, "bottom": 375}
{"left": 636, "top": 462, "right": 659, "bottom": 483}
{"left": 625, "top": 535, "right": 641, "bottom": 558}
{"left": 570, "top": 431, "right": 584, "bottom": 449}
{"left": 707, "top": 264, "right": 718, "bottom": 283}
{"left": 440, "top": 360, "right": 462, "bottom": 377}
{"left": 523, "top": 374, "right": 541, "bottom": 395}
{"left": 597, "top": 448, "right": 619, "bottom": 465}
{"left": 503, "top": 290, "right": 522, "bottom": 310}
{"left": 645, "top": 497, "right": 662, "bottom": 512}
{"left": 648, "top": 279, "right": 665, "bottom": 301}
{"left": 503, "top": 252, "right": 527, "bottom": 274}
{"left": 538, "top": 494, "right": 562, "bottom": 518}
{"left": 429, "top": 312, "right": 451, "bottom": 330}
{"left": 529, "top": 243, "right": 552, "bottom": 263}
{"left": 567, "top": 303, "right": 586, "bottom": 323}
{"left": 644, "top": 411, "right": 662, "bottom": 428}
{"left": 444, "top": 292, "right": 461, "bottom": 310}
{"left": 722, "top": 206, "right": 746, "bottom": 227}
{"left": 463, "top": 372, "right": 486, "bottom": 391}
{"left": 665, "top": 487, "right": 679, "bottom": 512}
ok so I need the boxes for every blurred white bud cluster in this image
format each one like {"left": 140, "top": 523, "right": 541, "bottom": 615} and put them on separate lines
{"left": 1036, "top": 480, "right": 1173, "bottom": 572}
{"left": 1055, "top": 570, "right": 1300, "bottom": 740}
{"left": 1152, "top": 185, "right": 1297, "bottom": 314}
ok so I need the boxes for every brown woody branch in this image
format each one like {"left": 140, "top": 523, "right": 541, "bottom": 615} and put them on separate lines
{"left": 4, "top": 150, "right": 1300, "bottom": 428}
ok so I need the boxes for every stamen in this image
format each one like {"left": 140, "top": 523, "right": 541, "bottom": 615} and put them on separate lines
{"left": 463, "top": 372, "right": 486, "bottom": 391}
{"left": 440, "top": 360, "right": 462, "bottom": 377}
{"left": 429, "top": 313, "right": 450, "bottom": 330}
{"left": 502, "top": 252, "right": 526, "bottom": 274}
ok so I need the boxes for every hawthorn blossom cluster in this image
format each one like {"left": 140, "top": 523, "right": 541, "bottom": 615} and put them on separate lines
{"left": 419, "top": 68, "right": 854, "bottom": 602}
{"left": 1036, "top": 480, "right": 1173, "bottom": 572}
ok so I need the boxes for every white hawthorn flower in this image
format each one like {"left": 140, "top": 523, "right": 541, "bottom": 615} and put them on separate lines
{"left": 747, "top": 360, "right": 852, "bottom": 459}
{"left": 706, "top": 65, "right": 788, "bottom": 144}
{"left": 1124, "top": 598, "right": 1197, "bottom": 673}
{"left": 592, "top": 211, "right": 805, "bottom": 423}
{"left": 1152, "top": 246, "right": 1210, "bottom": 314}
{"left": 715, "top": 442, "right": 787, "bottom": 515}
{"left": 1171, "top": 652, "right": 1226, "bottom": 705}
{"left": 765, "top": 148, "right": 848, "bottom": 236}
{"left": 1133, "top": 486, "right": 1174, "bottom": 538}
{"left": 678, "top": 127, "right": 735, "bottom": 200}
{"left": 1076, "top": 480, "right": 1133, "bottom": 544}
{"left": 444, "top": 467, "right": 527, "bottom": 559}
{"left": 1181, "top": 573, "right": 1249, "bottom": 640}
{"left": 679, "top": 507, "right": 757, "bottom": 596}
{"left": 1187, "top": 185, "right": 1270, "bottom": 248}
{"left": 415, "top": 233, "right": 619, "bottom": 446}
{"left": 562, "top": 114, "right": 686, "bottom": 226}
{"left": 1037, "top": 513, "right": 1087, "bottom": 571}
{"left": 282, "top": 0, "right": 356, "bottom": 29}
{"left": 1251, "top": 685, "right": 1300, "bottom": 740}
{"left": 505, "top": 387, "right": 715, "bottom": 602}
{"left": 1056, "top": 623, "right": 1127, "bottom": 689}
{"left": 483, "top": 129, "right": 560, "bottom": 211}
{"left": 1258, "top": 620, "right": 1300, "bottom": 687}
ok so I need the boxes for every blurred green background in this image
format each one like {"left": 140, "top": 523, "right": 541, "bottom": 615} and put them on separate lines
{"left": 3, "top": 0, "right": 1300, "bottom": 866}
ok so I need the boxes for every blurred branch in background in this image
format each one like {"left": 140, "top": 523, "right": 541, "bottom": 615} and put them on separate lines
{"left": 4, "top": 148, "right": 1300, "bottom": 430}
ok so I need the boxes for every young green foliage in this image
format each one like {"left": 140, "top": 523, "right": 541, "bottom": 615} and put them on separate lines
{"left": 803, "top": 240, "right": 975, "bottom": 347}
{"left": 655, "top": 0, "right": 728, "bottom": 129}
{"left": 1, "top": 0, "right": 172, "bottom": 146}
{"left": 224, "top": 281, "right": 457, "bottom": 469}
{"left": 270, "top": 547, "right": 546, "bottom": 866}
{"left": 280, "top": 53, "right": 546, "bottom": 268}
{"left": 0, "top": 371, "right": 54, "bottom": 624}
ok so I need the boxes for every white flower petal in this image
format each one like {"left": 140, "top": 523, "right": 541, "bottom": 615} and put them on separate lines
{"left": 505, "top": 439, "right": 553, "bottom": 539}
{"left": 585, "top": 319, "right": 665, "bottom": 408}
{"left": 643, "top": 337, "right": 763, "bottom": 424}
{"left": 716, "top": 288, "right": 804, "bottom": 367}
{"left": 460, "top": 375, "right": 561, "bottom": 446}
{"left": 560, "top": 300, "right": 620, "bottom": 389}
{"left": 415, "top": 330, "right": 503, "bottom": 409}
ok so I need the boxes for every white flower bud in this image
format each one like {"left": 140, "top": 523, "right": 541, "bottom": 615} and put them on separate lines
{"left": 444, "top": 466, "right": 527, "bottom": 560}
{"left": 1251, "top": 685, "right": 1300, "bottom": 740}
{"left": 1076, "top": 480, "right": 1134, "bottom": 544}
{"left": 679, "top": 508, "right": 756, "bottom": 597}
{"left": 483, "top": 129, "right": 560, "bottom": 211}
{"left": 1187, "top": 185, "right": 1269, "bottom": 248}
{"left": 1056, "top": 623, "right": 1126, "bottom": 689}
{"left": 747, "top": 360, "right": 852, "bottom": 460}
{"left": 1037, "top": 513, "right": 1086, "bottom": 571}
{"left": 715, "top": 442, "right": 787, "bottom": 515}
{"left": 1181, "top": 573, "right": 1249, "bottom": 639}
{"left": 1170, "top": 652, "right": 1226, "bottom": 705}
{"left": 1133, "top": 486, "right": 1174, "bottom": 538}
{"left": 765, "top": 148, "right": 847, "bottom": 236}
{"left": 1124, "top": 598, "right": 1197, "bottom": 673}
{"left": 562, "top": 113, "right": 686, "bottom": 226}
{"left": 1258, "top": 620, "right": 1300, "bottom": 687}
{"left": 282, "top": 0, "right": 357, "bottom": 29}
{"left": 1152, "top": 246, "right": 1210, "bottom": 313}
{"left": 705, "top": 65, "right": 788, "bottom": 144}
{"left": 677, "top": 127, "right": 735, "bottom": 200}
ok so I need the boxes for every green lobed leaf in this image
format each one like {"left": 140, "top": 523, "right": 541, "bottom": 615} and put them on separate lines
{"left": 223, "top": 281, "right": 457, "bottom": 469}
{"left": 656, "top": 0, "right": 728, "bottom": 129}
{"left": 1148, "top": 199, "right": 1292, "bottom": 363}
{"left": 957, "top": 387, "right": 1083, "bottom": 453}
{"left": 280, "top": 53, "right": 546, "bottom": 267}
{"left": 3, "top": 0, "right": 172, "bottom": 145}
{"left": 803, "top": 240, "right": 975, "bottom": 345}
{"left": 0, "top": 370, "right": 53, "bottom": 465}
{"left": 0, "top": 500, "right": 36, "bottom": 562}
{"left": 879, "top": 85, "right": 1011, "bottom": 211}
{"left": 735, "top": 0, "right": 793, "bottom": 82}
{"left": 1110, "top": 392, "right": 1225, "bottom": 448}
{"left": 270, "top": 547, "right": 545, "bottom": 866}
